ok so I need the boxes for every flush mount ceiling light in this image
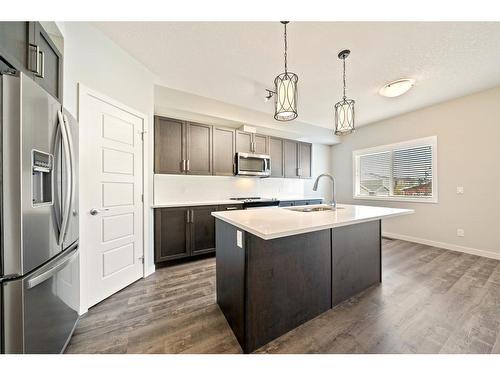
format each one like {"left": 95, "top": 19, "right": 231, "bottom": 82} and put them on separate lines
{"left": 379, "top": 78, "right": 416, "bottom": 98}
{"left": 265, "top": 21, "right": 298, "bottom": 122}
{"left": 334, "top": 49, "right": 355, "bottom": 136}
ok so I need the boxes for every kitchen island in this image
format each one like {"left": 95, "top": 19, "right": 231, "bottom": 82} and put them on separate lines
{"left": 212, "top": 204, "right": 413, "bottom": 353}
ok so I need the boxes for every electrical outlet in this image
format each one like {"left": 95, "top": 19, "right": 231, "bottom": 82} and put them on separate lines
{"left": 457, "top": 228, "right": 465, "bottom": 237}
{"left": 236, "top": 230, "right": 242, "bottom": 248}
{"left": 456, "top": 186, "right": 464, "bottom": 194}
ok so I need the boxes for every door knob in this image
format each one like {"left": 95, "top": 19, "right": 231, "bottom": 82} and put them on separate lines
{"left": 90, "top": 208, "right": 109, "bottom": 216}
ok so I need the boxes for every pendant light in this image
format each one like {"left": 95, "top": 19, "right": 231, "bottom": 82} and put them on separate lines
{"left": 334, "top": 49, "right": 355, "bottom": 135}
{"left": 265, "top": 21, "right": 298, "bottom": 122}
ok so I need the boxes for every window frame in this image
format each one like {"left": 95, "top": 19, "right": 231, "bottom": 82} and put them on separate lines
{"left": 352, "top": 136, "right": 438, "bottom": 203}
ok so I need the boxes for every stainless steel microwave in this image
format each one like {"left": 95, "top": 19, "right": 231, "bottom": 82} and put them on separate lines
{"left": 236, "top": 152, "right": 271, "bottom": 177}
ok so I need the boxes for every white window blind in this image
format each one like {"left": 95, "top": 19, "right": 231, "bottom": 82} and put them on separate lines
{"left": 353, "top": 137, "right": 437, "bottom": 202}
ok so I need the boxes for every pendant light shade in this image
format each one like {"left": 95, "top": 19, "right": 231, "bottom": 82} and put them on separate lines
{"left": 334, "top": 49, "right": 355, "bottom": 135}
{"left": 274, "top": 71, "right": 298, "bottom": 121}
{"left": 266, "top": 21, "right": 299, "bottom": 122}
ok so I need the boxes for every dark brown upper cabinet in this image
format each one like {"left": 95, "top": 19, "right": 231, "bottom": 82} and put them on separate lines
{"left": 0, "top": 22, "right": 30, "bottom": 72}
{"left": 0, "top": 22, "right": 63, "bottom": 102}
{"left": 283, "top": 140, "right": 312, "bottom": 179}
{"left": 153, "top": 115, "right": 311, "bottom": 179}
{"left": 31, "top": 22, "right": 63, "bottom": 102}
{"left": 284, "top": 140, "right": 299, "bottom": 178}
{"left": 236, "top": 130, "right": 269, "bottom": 154}
{"left": 235, "top": 130, "right": 253, "bottom": 153}
{"left": 185, "top": 122, "right": 212, "bottom": 175}
{"left": 269, "top": 137, "right": 284, "bottom": 178}
{"left": 253, "top": 134, "right": 269, "bottom": 154}
{"left": 213, "top": 127, "right": 236, "bottom": 176}
{"left": 154, "top": 116, "right": 213, "bottom": 175}
{"left": 298, "top": 142, "right": 312, "bottom": 178}
{"left": 154, "top": 116, "right": 185, "bottom": 174}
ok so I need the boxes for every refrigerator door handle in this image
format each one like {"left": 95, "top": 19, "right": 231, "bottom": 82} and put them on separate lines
{"left": 62, "top": 114, "right": 76, "bottom": 244}
{"left": 57, "top": 110, "right": 71, "bottom": 246}
{"left": 26, "top": 245, "right": 79, "bottom": 289}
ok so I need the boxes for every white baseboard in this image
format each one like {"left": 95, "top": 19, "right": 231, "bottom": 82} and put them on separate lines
{"left": 382, "top": 232, "right": 500, "bottom": 261}
{"left": 144, "top": 264, "right": 156, "bottom": 278}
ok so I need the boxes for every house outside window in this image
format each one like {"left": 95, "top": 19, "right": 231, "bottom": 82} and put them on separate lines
{"left": 352, "top": 136, "right": 438, "bottom": 203}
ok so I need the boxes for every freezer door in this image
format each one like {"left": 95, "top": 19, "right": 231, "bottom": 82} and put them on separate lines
{"left": 20, "top": 73, "right": 63, "bottom": 273}
{"left": 2, "top": 243, "right": 80, "bottom": 353}
{"left": 61, "top": 109, "right": 79, "bottom": 250}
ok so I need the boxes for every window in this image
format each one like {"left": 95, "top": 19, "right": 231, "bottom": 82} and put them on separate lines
{"left": 353, "top": 136, "right": 437, "bottom": 203}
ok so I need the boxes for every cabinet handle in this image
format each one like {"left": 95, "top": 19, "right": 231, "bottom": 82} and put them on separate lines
{"left": 190, "top": 209, "right": 194, "bottom": 223}
{"left": 297, "top": 167, "right": 302, "bottom": 177}
{"left": 181, "top": 159, "right": 186, "bottom": 172}
{"left": 38, "top": 50, "right": 45, "bottom": 78}
{"left": 186, "top": 210, "right": 189, "bottom": 223}
{"left": 186, "top": 159, "right": 190, "bottom": 172}
{"left": 28, "top": 43, "right": 40, "bottom": 75}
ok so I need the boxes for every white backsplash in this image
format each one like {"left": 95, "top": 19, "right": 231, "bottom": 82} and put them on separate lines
{"left": 153, "top": 174, "right": 321, "bottom": 204}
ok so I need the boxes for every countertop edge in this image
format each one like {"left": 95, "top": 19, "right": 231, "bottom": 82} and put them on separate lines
{"left": 151, "top": 197, "right": 324, "bottom": 209}
{"left": 152, "top": 200, "right": 244, "bottom": 208}
{"left": 212, "top": 209, "right": 414, "bottom": 240}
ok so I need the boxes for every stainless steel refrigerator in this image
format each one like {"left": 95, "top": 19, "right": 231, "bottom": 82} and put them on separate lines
{"left": 1, "top": 71, "right": 79, "bottom": 353}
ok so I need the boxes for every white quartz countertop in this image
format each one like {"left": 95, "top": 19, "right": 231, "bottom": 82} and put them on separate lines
{"left": 211, "top": 204, "right": 414, "bottom": 240}
{"left": 152, "top": 200, "right": 244, "bottom": 208}
{"left": 151, "top": 197, "right": 324, "bottom": 208}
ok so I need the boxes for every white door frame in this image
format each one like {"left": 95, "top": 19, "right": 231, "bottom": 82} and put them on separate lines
{"left": 77, "top": 84, "right": 154, "bottom": 314}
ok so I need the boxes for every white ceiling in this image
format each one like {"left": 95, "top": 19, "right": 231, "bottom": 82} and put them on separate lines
{"left": 94, "top": 22, "right": 500, "bottom": 130}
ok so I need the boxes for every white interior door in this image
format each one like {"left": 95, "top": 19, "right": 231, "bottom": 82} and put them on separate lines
{"left": 79, "top": 88, "right": 145, "bottom": 308}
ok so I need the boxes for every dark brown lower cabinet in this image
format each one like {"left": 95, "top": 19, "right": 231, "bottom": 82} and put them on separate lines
{"left": 154, "top": 207, "right": 190, "bottom": 262}
{"left": 155, "top": 204, "right": 243, "bottom": 264}
{"left": 191, "top": 205, "right": 217, "bottom": 255}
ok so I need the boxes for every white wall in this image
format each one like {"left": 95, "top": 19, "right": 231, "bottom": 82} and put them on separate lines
{"left": 154, "top": 144, "right": 333, "bottom": 203}
{"left": 58, "top": 22, "right": 157, "bottom": 311}
{"left": 331, "top": 86, "right": 500, "bottom": 258}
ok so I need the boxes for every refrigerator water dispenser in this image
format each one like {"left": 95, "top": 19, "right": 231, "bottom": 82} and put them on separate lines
{"left": 32, "top": 150, "right": 53, "bottom": 206}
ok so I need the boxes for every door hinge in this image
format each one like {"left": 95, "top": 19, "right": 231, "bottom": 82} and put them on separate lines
{"left": 141, "top": 194, "right": 144, "bottom": 202}
{"left": 140, "top": 130, "right": 148, "bottom": 141}
{"left": 138, "top": 256, "right": 144, "bottom": 264}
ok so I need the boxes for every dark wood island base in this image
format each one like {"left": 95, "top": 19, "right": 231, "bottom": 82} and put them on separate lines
{"left": 215, "top": 219, "right": 382, "bottom": 353}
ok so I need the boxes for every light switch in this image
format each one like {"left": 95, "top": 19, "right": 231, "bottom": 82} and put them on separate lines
{"left": 456, "top": 186, "right": 464, "bottom": 194}
{"left": 236, "top": 230, "right": 242, "bottom": 248}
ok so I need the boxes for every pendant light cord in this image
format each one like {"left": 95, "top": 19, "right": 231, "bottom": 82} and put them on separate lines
{"left": 284, "top": 22, "right": 288, "bottom": 74}
{"left": 342, "top": 57, "right": 346, "bottom": 100}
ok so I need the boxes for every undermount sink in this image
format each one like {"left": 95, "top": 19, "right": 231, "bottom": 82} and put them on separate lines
{"left": 285, "top": 205, "right": 344, "bottom": 212}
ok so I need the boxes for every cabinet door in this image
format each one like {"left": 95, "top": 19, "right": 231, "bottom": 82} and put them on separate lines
{"left": 213, "top": 127, "right": 235, "bottom": 176}
{"left": 155, "top": 208, "right": 190, "bottom": 262}
{"left": 191, "top": 206, "right": 218, "bottom": 255}
{"left": 284, "top": 140, "right": 299, "bottom": 178}
{"left": 186, "top": 122, "right": 212, "bottom": 175}
{"left": 253, "top": 134, "right": 269, "bottom": 155}
{"left": 269, "top": 137, "right": 284, "bottom": 178}
{"left": 33, "top": 23, "right": 63, "bottom": 101}
{"left": 0, "top": 22, "right": 29, "bottom": 72}
{"left": 332, "top": 221, "right": 381, "bottom": 306}
{"left": 298, "top": 142, "right": 312, "bottom": 178}
{"left": 236, "top": 131, "right": 253, "bottom": 153}
{"left": 154, "top": 116, "right": 185, "bottom": 174}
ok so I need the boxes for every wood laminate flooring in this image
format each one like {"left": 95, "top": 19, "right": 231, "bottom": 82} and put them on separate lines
{"left": 65, "top": 239, "right": 500, "bottom": 354}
